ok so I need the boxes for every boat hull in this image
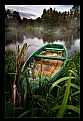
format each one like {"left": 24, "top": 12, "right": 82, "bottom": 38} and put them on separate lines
{"left": 21, "top": 44, "right": 68, "bottom": 91}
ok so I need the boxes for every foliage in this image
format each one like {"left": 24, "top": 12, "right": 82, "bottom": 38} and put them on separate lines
{"left": 61, "top": 50, "right": 80, "bottom": 85}
{"left": 18, "top": 73, "right": 80, "bottom": 118}
{"left": 5, "top": 5, "right": 80, "bottom": 29}
{"left": 5, "top": 43, "right": 80, "bottom": 118}
{"left": 5, "top": 51, "right": 16, "bottom": 73}
{"left": 18, "top": 50, "right": 80, "bottom": 118}
{"left": 5, "top": 43, "right": 28, "bottom": 117}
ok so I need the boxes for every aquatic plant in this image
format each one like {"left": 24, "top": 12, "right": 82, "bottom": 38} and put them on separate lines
{"left": 5, "top": 45, "right": 80, "bottom": 118}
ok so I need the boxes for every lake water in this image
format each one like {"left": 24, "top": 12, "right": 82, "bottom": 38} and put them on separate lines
{"left": 5, "top": 31, "right": 80, "bottom": 59}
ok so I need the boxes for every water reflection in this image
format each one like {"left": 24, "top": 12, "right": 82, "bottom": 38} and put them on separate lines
{"left": 5, "top": 30, "right": 80, "bottom": 57}
{"left": 5, "top": 30, "right": 24, "bottom": 46}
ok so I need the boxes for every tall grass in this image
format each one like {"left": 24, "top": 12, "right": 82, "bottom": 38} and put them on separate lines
{"left": 5, "top": 43, "right": 28, "bottom": 117}
{"left": 17, "top": 72, "right": 80, "bottom": 118}
{"left": 5, "top": 44, "right": 80, "bottom": 118}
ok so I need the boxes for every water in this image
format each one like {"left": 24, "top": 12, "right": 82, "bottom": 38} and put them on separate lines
{"left": 5, "top": 30, "right": 80, "bottom": 58}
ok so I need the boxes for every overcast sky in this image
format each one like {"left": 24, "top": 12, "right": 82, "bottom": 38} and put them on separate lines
{"left": 5, "top": 5, "right": 73, "bottom": 19}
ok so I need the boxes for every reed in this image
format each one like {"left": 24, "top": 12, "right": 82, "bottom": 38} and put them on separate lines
{"left": 17, "top": 70, "right": 80, "bottom": 117}
{"left": 5, "top": 43, "right": 28, "bottom": 117}
{"left": 5, "top": 45, "right": 80, "bottom": 117}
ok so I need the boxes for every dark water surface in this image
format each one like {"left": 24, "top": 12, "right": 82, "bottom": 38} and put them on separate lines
{"left": 5, "top": 31, "right": 80, "bottom": 59}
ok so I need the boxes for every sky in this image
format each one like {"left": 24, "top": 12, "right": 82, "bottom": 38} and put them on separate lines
{"left": 5, "top": 5, "right": 73, "bottom": 19}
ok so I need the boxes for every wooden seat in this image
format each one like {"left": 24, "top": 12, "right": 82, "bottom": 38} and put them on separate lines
{"left": 34, "top": 55, "right": 65, "bottom": 60}
{"left": 44, "top": 48, "right": 65, "bottom": 51}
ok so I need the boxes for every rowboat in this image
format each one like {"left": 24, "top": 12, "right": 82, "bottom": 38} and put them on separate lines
{"left": 21, "top": 44, "right": 68, "bottom": 91}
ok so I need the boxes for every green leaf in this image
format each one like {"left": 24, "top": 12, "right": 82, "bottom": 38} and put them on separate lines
{"left": 49, "top": 76, "right": 75, "bottom": 94}
{"left": 68, "top": 70, "right": 78, "bottom": 77}
{"left": 51, "top": 105, "right": 80, "bottom": 115}
{"left": 18, "top": 43, "right": 27, "bottom": 63}
{"left": 70, "top": 91, "right": 80, "bottom": 97}
{"left": 57, "top": 73, "right": 71, "bottom": 117}
{"left": 23, "top": 88, "right": 27, "bottom": 110}
{"left": 70, "top": 83, "right": 80, "bottom": 90}
{"left": 54, "top": 87, "right": 63, "bottom": 106}
{"left": 18, "top": 110, "right": 30, "bottom": 118}
{"left": 66, "top": 105, "right": 80, "bottom": 114}
{"left": 64, "top": 83, "right": 80, "bottom": 90}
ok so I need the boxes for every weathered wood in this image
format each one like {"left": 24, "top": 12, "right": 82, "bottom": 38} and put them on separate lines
{"left": 34, "top": 55, "right": 65, "bottom": 60}
{"left": 44, "top": 48, "right": 65, "bottom": 51}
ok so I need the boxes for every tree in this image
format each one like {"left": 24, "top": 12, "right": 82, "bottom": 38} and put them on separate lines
{"left": 49, "top": 7, "right": 52, "bottom": 13}
{"left": 6, "top": 9, "right": 11, "bottom": 15}
{"left": 70, "top": 5, "right": 80, "bottom": 19}
{"left": 13, "top": 11, "right": 22, "bottom": 23}
{"left": 41, "top": 8, "right": 46, "bottom": 18}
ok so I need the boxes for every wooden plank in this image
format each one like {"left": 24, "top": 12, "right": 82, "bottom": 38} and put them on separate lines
{"left": 44, "top": 48, "right": 65, "bottom": 51}
{"left": 34, "top": 55, "right": 65, "bottom": 60}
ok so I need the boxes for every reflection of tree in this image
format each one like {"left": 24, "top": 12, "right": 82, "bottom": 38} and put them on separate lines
{"left": 24, "top": 31, "right": 79, "bottom": 50}
{"left": 5, "top": 30, "right": 23, "bottom": 45}
{"left": 42, "top": 32, "right": 79, "bottom": 50}
{"left": 64, "top": 35, "right": 74, "bottom": 49}
{"left": 43, "top": 34, "right": 55, "bottom": 43}
{"left": 23, "top": 30, "right": 43, "bottom": 40}
{"left": 5, "top": 26, "right": 79, "bottom": 51}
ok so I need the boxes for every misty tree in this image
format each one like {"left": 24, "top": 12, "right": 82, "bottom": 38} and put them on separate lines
{"left": 42, "top": 9, "right": 46, "bottom": 16}
{"left": 5, "top": 6, "right": 80, "bottom": 31}
{"left": 13, "top": 11, "right": 22, "bottom": 23}
{"left": 6, "top": 9, "right": 11, "bottom": 16}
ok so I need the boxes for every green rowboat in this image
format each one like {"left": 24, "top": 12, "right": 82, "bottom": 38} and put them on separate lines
{"left": 21, "top": 44, "right": 68, "bottom": 91}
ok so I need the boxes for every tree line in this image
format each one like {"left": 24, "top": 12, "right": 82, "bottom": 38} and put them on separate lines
{"left": 5, "top": 5, "right": 80, "bottom": 29}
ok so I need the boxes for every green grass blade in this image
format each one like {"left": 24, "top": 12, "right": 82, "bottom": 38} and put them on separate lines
{"left": 24, "top": 88, "right": 27, "bottom": 110}
{"left": 70, "top": 91, "right": 80, "bottom": 97}
{"left": 64, "top": 83, "right": 80, "bottom": 90}
{"left": 68, "top": 70, "right": 78, "bottom": 77}
{"left": 70, "top": 83, "right": 80, "bottom": 90}
{"left": 49, "top": 76, "right": 75, "bottom": 94}
{"left": 18, "top": 43, "right": 27, "bottom": 64}
{"left": 54, "top": 87, "right": 63, "bottom": 106}
{"left": 18, "top": 110, "right": 30, "bottom": 118}
{"left": 66, "top": 105, "right": 80, "bottom": 114}
{"left": 57, "top": 73, "right": 71, "bottom": 117}
{"left": 51, "top": 105, "right": 80, "bottom": 115}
